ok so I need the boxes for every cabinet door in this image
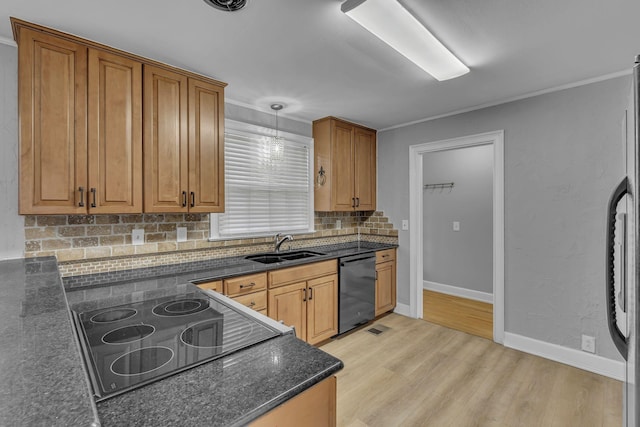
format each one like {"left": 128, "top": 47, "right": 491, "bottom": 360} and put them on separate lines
{"left": 249, "top": 376, "right": 336, "bottom": 427}
{"left": 88, "top": 49, "right": 142, "bottom": 213}
{"left": 188, "top": 78, "right": 224, "bottom": 213}
{"left": 268, "top": 282, "right": 307, "bottom": 341}
{"left": 331, "top": 120, "right": 355, "bottom": 211}
{"left": 18, "top": 28, "right": 87, "bottom": 214}
{"left": 306, "top": 274, "right": 338, "bottom": 345}
{"left": 353, "top": 126, "right": 376, "bottom": 211}
{"left": 375, "top": 261, "right": 396, "bottom": 316}
{"left": 143, "top": 65, "right": 188, "bottom": 212}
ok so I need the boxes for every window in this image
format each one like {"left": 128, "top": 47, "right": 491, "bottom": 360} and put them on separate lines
{"left": 210, "top": 119, "right": 314, "bottom": 239}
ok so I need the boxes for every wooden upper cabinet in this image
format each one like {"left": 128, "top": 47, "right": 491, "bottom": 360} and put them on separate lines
{"left": 313, "top": 117, "right": 376, "bottom": 212}
{"left": 353, "top": 127, "right": 376, "bottom": 211}
{"left": 17, "top": 27, "right": 88, "bottom": 214}
{"left": 331, "top": 121, "right": 355, "bottom": 211}
{"left": 143, "top": 67, "right": 224, "bottom": 213}
{"left": 88, "top": 49, "right": 142, "bottom": 213}
{"left": 143, "top": 65, "right": 189, "bottom": 212}
{"left": 13, "top": 18, "right": 227, "bottom": 215}
{"left": 188, "top": 79, "right": 224, "bottom": 213}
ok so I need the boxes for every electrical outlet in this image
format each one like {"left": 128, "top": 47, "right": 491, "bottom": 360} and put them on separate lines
{"left": 132, "top": 229, "right": 144, "bottom": 245}
{"left": 335, "top": 220, "right": 342, "bottom": 230}
{"left": 453, "top": 221, "right": 460, "bottom": 231}
{"left": 581, "top": 335, "right": 596, "bottom": 353}
{"left": 176, "top": 227, "right": 187, "bottom": 242}
{"left": 402, "top": 220, "right": 409, "bottom": 230}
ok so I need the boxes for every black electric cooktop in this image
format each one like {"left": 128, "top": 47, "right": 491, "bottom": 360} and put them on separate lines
{"left": 73, "top": 292, "right": 281, "bottom": 401}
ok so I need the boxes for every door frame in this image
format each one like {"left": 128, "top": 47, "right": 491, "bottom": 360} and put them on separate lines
{"left": 408, "top": 130, "right": 505, "bottom": 343}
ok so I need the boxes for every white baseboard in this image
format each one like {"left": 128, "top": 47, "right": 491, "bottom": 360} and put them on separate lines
{"left": 504, "top": 332, "right": 625, "bottom": 381}
{"left": 423, "top": 280, "right": 493, "bottom": 304}
{"left": 393, "top": 303, "right": 412, "bottom": 317}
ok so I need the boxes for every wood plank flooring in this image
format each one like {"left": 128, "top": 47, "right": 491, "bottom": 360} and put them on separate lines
{"left": 423, "top": 290, "right": 493, "bottom": 340}
{"left": 320, "top": 314, "right": 622, "bottom": 427}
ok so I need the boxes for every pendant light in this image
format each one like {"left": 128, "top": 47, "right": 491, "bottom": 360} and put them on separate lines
{"left": 270, "top": 104, "right": 284, "bottom": 161}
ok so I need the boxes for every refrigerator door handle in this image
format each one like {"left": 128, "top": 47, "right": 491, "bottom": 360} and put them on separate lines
{"left": 606, "top": 176, "right": 629, "bottom": 360}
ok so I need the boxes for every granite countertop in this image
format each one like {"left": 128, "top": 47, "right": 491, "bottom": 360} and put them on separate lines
{"left": 0, "top": 257, "right": 98, "bottom": 427}
{"left": 64, "top": 241, "right": 397, "bottom": 292}
{"left": 0, "top": 242, "right": 394, "bottom": 426}
{"left": 96, "top": 333, "right": 342, "bottom": 427}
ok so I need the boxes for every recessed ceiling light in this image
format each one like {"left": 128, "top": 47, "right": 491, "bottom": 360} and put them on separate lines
{"left": 203, "top": 0, "right": 247, "bottom": 12}
{"left": 341, "top": 0, "right": 469, "bottom": 81}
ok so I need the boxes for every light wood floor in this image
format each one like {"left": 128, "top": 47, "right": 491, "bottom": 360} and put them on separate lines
{"left": 423, "top": 290, "right": 493, "bottom": 340}
{"left": 321, "top": 314, "right": 622, "bottom": 427}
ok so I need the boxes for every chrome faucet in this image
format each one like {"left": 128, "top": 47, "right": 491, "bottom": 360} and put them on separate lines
{"left": 274, "top": 233, "right": 294, "bottom": 253}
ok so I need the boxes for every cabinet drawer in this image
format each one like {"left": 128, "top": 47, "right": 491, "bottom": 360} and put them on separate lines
{"left": 225, "top": 273, "right": 267, "bottom": 297}
{"left": 376, "top": 248, "right": 396, "bottom": 264}
{"left": 232, "top": 290, "right": 267, "bottom": 311}
{"left": 195, "top": 280, "right": 222, "bottom": 293}
{"left": 269, "top": 260, "right": 337, "bottom": 288}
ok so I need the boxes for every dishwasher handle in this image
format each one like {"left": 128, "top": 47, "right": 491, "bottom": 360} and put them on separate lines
{"left": 340, "top": 255, "right": 375, "bottom": 267}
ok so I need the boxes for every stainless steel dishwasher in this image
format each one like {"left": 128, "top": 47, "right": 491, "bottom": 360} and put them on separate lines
{"left": 338, "top": 253, "right": 376, "bottom": 334}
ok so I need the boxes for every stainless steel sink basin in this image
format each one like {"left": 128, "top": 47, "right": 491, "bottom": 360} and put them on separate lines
{"left": 245, "top": 250, "right": 325, "bottom": 264}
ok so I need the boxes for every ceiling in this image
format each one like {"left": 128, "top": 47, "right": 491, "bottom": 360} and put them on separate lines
{"left": 1, "top": 0, "right": 639, "bottom": 130}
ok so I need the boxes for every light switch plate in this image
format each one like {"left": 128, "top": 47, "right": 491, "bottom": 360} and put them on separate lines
{"left": 335, "top": 220, "right": 342, "bottom": 230}
{"left": 453, "top": 221, "right": 460, "bottom": 231}
{"left": 177, "top": 227, "right": 187, "bottom": 242}
{"left": 132, "top": 229, "right": 144, "bottom": 245}
{"left": 402, "top": 220, "right": 409, "bottom": 230}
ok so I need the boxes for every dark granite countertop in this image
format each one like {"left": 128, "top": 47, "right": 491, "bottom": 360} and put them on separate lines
{"left": 64, "top": 241, "right": 397, "bottom": 291}
{"left": 1, "top": 242, "right": 394, "bottom": 426}
{"left": 96, "top": 334, "right": 342, "bottom": 427}
{"left": 0, "top": 257, "right": 98, "bottom": 427}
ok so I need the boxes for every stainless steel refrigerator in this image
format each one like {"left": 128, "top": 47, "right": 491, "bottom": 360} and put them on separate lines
{"left": 608, "top": 55, "right": 639, "bottom": 426}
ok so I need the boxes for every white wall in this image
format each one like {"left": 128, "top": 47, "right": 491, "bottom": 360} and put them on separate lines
{"left": 0, "top": 45, "right": 24, "bottom": 260}
{"left": 379, "top": 75, "right": 631, "bottom": 360}
{"left": 423, "top": 145, "right": 493, "bottom": 294}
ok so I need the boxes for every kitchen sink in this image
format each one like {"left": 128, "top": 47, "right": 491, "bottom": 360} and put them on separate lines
{"left": 245, "top": 250, "right": 325, "bottom": 264}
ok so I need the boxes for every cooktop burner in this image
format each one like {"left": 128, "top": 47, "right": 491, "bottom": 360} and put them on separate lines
{"left": 152, "top": 298, "right": 210, "bottom": 317}
{"left": 91, "top": 308, "right": 137, "bottom": 323}
{"left": 73, "top": 291, "right": 281, "bottom": 401}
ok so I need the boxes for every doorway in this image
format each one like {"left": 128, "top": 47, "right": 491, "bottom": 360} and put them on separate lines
{"left": 408, "top": 130, "right": 505, "bottom": 344}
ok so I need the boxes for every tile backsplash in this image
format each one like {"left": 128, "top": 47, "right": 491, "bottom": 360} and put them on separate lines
{"left": 23, "top": 211, "right": 398, "bottom": 276}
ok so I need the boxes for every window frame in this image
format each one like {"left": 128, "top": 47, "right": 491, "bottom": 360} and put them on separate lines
{"left": 209, "top": 119, "right": 315, "bottom": 241}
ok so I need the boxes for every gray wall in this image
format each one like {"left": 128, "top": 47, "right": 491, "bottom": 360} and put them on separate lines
{"left": 0, "top": 43, "right": 311, "bottom": 260}
{"left": 0, "top": 45, "right": 24, "bottom": 260}
{"left": 423, "top": 145, "right": 493, "bottom": 294}
{"left": 379, "top": 76, "right": 631, "bottom": 360}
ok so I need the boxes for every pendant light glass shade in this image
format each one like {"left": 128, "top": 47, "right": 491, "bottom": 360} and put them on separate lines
{"left": 341, "top": 0, "right": 469, "bottom": 81}
{"left": 270, "top": 104, "right": 284, "bottom": 161}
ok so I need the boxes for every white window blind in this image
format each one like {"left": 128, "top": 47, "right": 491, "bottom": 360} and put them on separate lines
{"left": 210, "top": 120, "right": 314, "bottom": 239}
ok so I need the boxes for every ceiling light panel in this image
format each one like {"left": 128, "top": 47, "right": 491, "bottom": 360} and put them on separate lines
{"left": 341, "top": 0, "right": 469, "bottom": 81}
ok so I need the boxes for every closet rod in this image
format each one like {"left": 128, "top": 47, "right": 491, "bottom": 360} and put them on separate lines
{"left": 423, "top": 182, "right": 454, "bottom": 190}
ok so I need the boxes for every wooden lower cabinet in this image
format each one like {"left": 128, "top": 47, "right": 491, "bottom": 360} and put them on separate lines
{"left": 306, "top": 275, "right": 339, "bottom": 344}
{"left": 268, "top": 273, "right": 338, "bottom": 345}
{"left": 196, "top": 280, "right": 222, "bottom": 293}
{"left": 375, "top": 249, "right": 397, "bottom": 316}
{"left": 249, "top": 376, "right": 337, "bottom": 427}
{"left": 268, "top": 282, "right": 308, "bottom": 341}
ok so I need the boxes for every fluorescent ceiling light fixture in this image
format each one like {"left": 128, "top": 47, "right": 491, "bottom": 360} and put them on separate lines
{"left": 341, "top": 0, "right": 469, "bottom": 81}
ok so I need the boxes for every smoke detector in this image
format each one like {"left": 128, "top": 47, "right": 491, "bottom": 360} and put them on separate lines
{"left": 203, "top": 0, "right": 247, "bottom": 12}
